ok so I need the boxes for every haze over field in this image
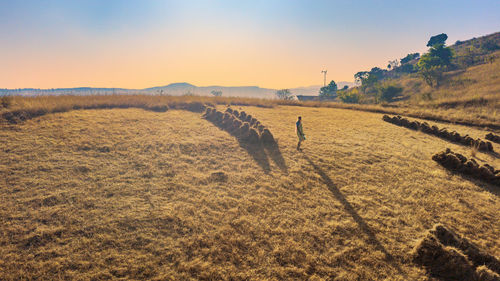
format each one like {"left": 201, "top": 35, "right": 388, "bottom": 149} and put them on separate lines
{"left": 1, "top": 0, "right": 500, "bottom": 90}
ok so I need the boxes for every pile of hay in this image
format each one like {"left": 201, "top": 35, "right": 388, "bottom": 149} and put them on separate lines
{"left": 203, "top": 107, "right": 277, "bottom": 145}
{"left": 411, "top": 224, "right": 500, "bottom": 280}
{"left": 430, "top": 224, "right": 500, "bottom": 273}
{"left": 383, "top": 115, "right": 494, "bottom": 152}
{"left": 432, "top": 148, "right": 500, "bottom": 186}
{"left": 486, "top": 133, "right": 500, "bottom": 144}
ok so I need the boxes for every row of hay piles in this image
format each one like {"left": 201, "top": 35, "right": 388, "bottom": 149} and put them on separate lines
{"left": 411, "top": 224, "right": 500, "bottom": 280}
{"left": 203, "top": 107, "right": 276, "bottom": 144}
{"left": 430, "top": 224, "right": 500, "bottom": 274}
{"left": 224, "top": 107, "right": 276, "bottom": 145}
{"left": 432, "top": 148, "right": 500, "bottom": 186}
{"left": 486, "top": 133, "right": 500, "bottom": 144}
{"left": 383, "top": 115, "right": 494, "bottom": 152}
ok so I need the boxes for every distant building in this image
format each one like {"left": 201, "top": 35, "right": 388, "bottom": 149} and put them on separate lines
{"left": 296, "top": 95, "right": 319, "bottom": 101}
{"left": 296, "top": 95, "right": 336, "bottom": 101}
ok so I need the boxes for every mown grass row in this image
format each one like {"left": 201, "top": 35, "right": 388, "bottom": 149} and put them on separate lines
{"left": 383, "top": 115, "right": 494, "bottom": 152}
{"left": 412, "top": 224, "right": 500, "bottom": 280}
{"left": 432, "top": 148, "right": 500, "bottom": 186}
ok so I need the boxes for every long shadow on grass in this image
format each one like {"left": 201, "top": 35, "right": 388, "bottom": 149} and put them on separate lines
{"left": 264, "top": 142, "right": 288, "bottom": 173}
{"left": 303, "top": 153, "right": 405, "bottom": 275}
{"left": 238, "top": 142, "right": 271, "bottom": 173}
{"left": 204, "top": 117, "right": 272, "bottom": 173}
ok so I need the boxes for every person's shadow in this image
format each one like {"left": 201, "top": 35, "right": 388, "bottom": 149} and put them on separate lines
{"left": 303, "top": 153, "right": 405, "bottom": 275}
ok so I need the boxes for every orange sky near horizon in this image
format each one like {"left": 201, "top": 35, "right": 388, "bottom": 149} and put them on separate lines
{"left": 1, "top": 1, "right": 499, "bottom": 89}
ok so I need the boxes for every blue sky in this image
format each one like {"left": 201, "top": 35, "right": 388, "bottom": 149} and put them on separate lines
{"left": 1, "top": 0, "right": 499, "bottom": 88}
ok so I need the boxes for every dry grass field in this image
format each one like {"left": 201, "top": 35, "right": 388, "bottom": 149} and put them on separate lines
{"left": 1, "top": 103, "right": 499, "bottom": 280}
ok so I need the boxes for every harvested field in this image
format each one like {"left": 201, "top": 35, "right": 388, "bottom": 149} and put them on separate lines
{"left": 0, "top": 105, "right": 499, "bottom": 280}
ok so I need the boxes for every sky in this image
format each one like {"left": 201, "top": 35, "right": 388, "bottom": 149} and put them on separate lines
{"left": 1, "top": 0, "right": 500, "bottom": 89}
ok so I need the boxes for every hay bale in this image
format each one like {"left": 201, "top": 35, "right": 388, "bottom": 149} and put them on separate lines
{"left": 487, "top": 142, "right": 494, "bottom": 152}
{"left": 476, "top": 266, "right": 500, "bottom": 281}
{"left": 421, "top": 123, "right": 432, "bottom": 133}
{"left": 411, "top": 234, "right": 476, "bottom": 280}
{"left": 455, "top": 152, "right": 467, "bottom": 163}
{"left": 203, "top": 108, "right": 213, "bottom": 118}
{"left": 237, "top": 122, "right": 250, "bottom": 137}
{"left": 257, "top": 124, "right": 265, "bottom": 133}
{"left": 382, "top": 115, "right": 391, "bottom": 122}
{"left": 409, "top": 121, "right": 420, "bottom": 130}
{"left": 479, "top": 141, "right": 488, "bottom": 151}
{"left": 240, "top": 111, "right": 247, "bottom": 120}
{"left": 185, "top": 102, "right": 206, "bottom": 112}
{"left": 232, "top": 120, "right": 242, "bottom": 131}
{"left": 431, "top": 126, "right": 440, "bottom": 134}
{"left": 451, "top": 131, "right": 462, "bottom": 142}
{"left": 225, "top": 107, "right": 233, "bottom": 114}
{"left": 486, "top": 133, "right": 500, "bottom": 144}
{"left": 246, "top": 128, "right": 260, "bottom": 143}
{"left": 439, "top": 129, "right": 450, "bottom": 138}
{"left": 430, "top": 224, "right": 500, "bottom": 273}
{"left": 401, "top": 118, "right": 410, "bottom": 127}
{"left": 209, "top": 171, "right": 228, "bottom": 182}
{"left": 479, "top": 166, "right": 495, "bottom": 180}
{"left": 245, "top": 114, "right": 253, "bottom": 122}
{"left": 215, "top": 111, "right": 224, "bottom": 122}
{"left": 260, "top": 128, "right": 275, "bottom": 144}
{"left": 232, "top": 110, "right": 239, "bottom": 117}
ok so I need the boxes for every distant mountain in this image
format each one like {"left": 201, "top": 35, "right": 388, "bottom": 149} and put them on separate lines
{"left": 0, "top": 81, "right": 356, "bottom": 98}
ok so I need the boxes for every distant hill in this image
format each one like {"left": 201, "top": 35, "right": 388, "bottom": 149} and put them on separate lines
{"left": 0, "top": 82, "right": 355, "bottom": 99}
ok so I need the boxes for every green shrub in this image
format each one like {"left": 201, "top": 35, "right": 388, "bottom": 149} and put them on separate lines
{"left": 338, "top": 89, "right": 360, "bottom": 104}
{"left": 376, "top": 84, "right": 403, "bottom": 103}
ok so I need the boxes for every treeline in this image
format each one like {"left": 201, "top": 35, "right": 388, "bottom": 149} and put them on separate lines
{"left": 337, "top": 32, "right": 500, "bottom": 104}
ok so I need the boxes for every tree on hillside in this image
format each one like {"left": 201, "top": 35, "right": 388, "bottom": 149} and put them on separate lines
{"left": 387, "top": 60, "right": 400, "bottom": 70}
{"left": 400, "top": 53, "right": 420, "bottom": 64}
{"left": 418, "top": 36, "right": 453, "bottom": 87}
{"left": 427, "top": 33, "right": 448, "bottom": 47}
{"left": 319, "top": 80, "right": 337, "bottom": 98}
{"left": 375, "top": 84, "right": 403, "bottom": 103}
{"left": 480, "top": 39, "right": 499, "bottom": 52}
{"left": 275, "top": 89, "right": 294, "bottom": 100}
{"left": 211, "top": 90, "right": 222, "bottom": 97}
{"left": 354, "top": 69, "right": 381, "bottom": 94}
{"left": 354, "top": 71, "right": 369, "bottom": 85}
{"left": 338, "top": 88, "right": 360, "bottom": 104}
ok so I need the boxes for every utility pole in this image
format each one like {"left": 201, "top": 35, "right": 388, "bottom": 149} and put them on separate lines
{"left": 321, "top": 70, "right": 327, "bottom": 87}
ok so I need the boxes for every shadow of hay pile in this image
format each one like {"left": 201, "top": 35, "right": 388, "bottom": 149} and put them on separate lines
{"left": 203, "top": 107, "right": 287, "bottom": 173}
{"left": 486, "top": 133, "right": 500, "bottom": 144}
{"left": 411, "top": 224, "right": 500, "bottom": 281}
{"left": 383, "top": 115, "right": 494, "bottom": 152}
{"left": 432, "top": 148, "right": 500, "bottom": 186}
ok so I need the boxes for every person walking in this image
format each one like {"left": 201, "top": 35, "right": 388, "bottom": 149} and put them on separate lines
{"left": 296, "top": 116, "right": 306, "bottom": 151}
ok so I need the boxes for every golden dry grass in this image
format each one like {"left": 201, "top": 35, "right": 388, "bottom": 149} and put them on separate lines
{"left": 1, "top": 104, "right": 499, "bottom": 280}
{"left": 388, "top": 50, "right": 500, "bottom": 129}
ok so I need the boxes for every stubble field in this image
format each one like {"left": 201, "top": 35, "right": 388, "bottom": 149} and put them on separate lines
{"left": 1, "top": 105, "right": 499, "bottom": 280}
